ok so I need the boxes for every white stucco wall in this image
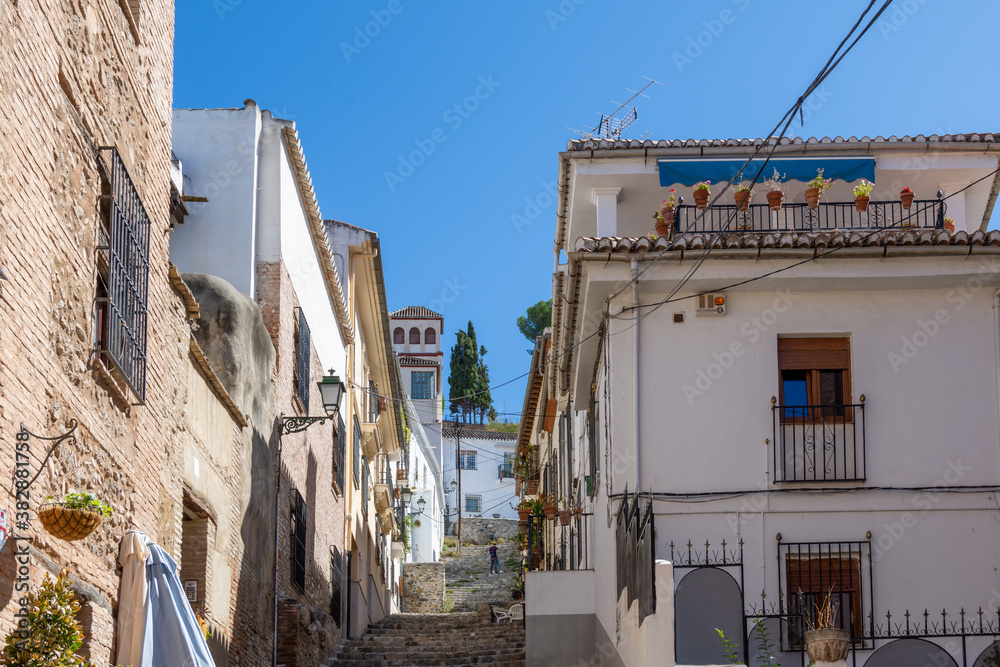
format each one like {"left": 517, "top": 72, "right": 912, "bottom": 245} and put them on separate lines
{"left": 171, "top": 104, "right": 261, "bottom": 296}
{"left": 443, "top": 434, "right": 518, "bottom": 522}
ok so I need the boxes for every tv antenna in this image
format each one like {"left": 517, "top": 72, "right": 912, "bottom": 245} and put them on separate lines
{"left": 575, "top": 77, "right": 663, "bottom": 140}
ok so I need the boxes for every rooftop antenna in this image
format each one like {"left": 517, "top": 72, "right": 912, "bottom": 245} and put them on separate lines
{"left": 587, "top": 77, "right": 663, "bottom": 140}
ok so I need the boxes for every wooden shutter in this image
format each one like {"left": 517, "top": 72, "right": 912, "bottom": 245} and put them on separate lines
{"left": 778, "top": 338, "right": 850, "bottom": 370}
{"left": 297, "top": 310, "right": 311, "bottom": 407}
{"left": 291, "top": 489, "right": 307, "bottom": 592}
{"left": 786, "top": 556, "right": 860, "bottom": 592}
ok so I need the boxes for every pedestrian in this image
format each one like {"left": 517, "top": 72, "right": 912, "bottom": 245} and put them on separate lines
{"left": 488, "top": 542, "right": 500, "bottom": 575}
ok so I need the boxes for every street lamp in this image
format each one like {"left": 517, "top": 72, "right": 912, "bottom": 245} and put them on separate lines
{"left": 400, "top": 486, "right": 412, "bottom": 505}
{"left": 417, "top": 497, "right": 426, "bottom": 514}
{"left": 274, "top": 368, "right": 344, "bottom": 666}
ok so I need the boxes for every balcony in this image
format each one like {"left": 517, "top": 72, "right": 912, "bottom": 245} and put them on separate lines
{"left": 772, "top": 399, "right": 866, "bottom": 483}
{"left": 498, "top": 463, "right": 514, "bottom": 480}
{"left": 374, "top": 460, "right": 394, "bottom": 513}
{"left": 361, "top": 421, "right": 381, "bottom": 458}
{"left": 673, "top": 199, "right": 944, "bottom": 235}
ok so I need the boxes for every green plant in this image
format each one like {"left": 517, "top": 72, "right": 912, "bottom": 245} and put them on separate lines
{"left": 654, "top": 190, "right": 679, "bottom": 222}
{"left": 693, "top": 180, "right": 712, "bottom": 193}
{"left": 853, "top": 180, "right": 874, "bottom": 198}
{"left": 401, "top": 515, "right": 416, "bottom": 552}
{"left": 50, "top": 492, "right": 113, "bottom": 517}
{"left": 808, "top": 168, "right": 832, "bottom": 191}
{"left": 753, "top": 619, "right": 781, "bottom": 667}
{"left": 442, "top": 591, "right": 455, "bottom": 613}
{"left": 2, "top": 569, "right": 87, "bottom": 667}
{"left": 715, "top": 628, "right": 741, "bottom": 664}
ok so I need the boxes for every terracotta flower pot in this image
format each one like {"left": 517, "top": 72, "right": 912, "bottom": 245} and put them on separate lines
{"left": 517, "top": 508, "right": 530, "bottom": 521}
{"left": 655, "top": 206, "right": 675, "bottom": 237}
{"left": 855, "top": 195, "right": 870, "bottom": 212}
{"left": 804, "top": 628, "right": 851, "bottom": 663}
{"left": 805, "top": 187, "right": 821, "bottom": 209}
{"left": 543, "top": 505, "right": 557, "bottom": 520}
{"left": 558, "top": 510, "right": 571, "bottom": 525}
{"left": 526, "top": 480, "right": 539, "bottom": 495}
{"left": 766, "top": 191, "right": 784, "bottom": 211}
{"left": 572, "top": 508, "right": 582, "bottom": 518}
{"left": 38, "top": 505, "right": 103, "bottom": 541}
{"left": 659, "top": 205, "right": 676, "bottom": 223}
{"left": 518, "top": 521, "right": 529, "bottom": 535}
{"left": 693, "top": 189, "right": 710, "bottom": 209}
{"left": 900, "top": 192, "right": 914, "bottom": 209}
{"left": 733, "top": 189, "right": 752, "bottom": 211}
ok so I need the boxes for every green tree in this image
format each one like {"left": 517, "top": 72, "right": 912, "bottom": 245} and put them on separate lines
{"left": 517, "top": 299, "right": 552, "bottom": 351}
{"left": 448, "top": 321, "right": 494, "bottom": 424}
{"left": 2, "top": 569, "right": 87, "bottom": 667}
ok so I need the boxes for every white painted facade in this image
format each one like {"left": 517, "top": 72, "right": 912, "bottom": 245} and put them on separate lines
{"left": 523, "top": 137, "right": 1000, "bottom": 666}
{"left": 172, "top": 101, "right": 347, "bottom": 375}
{"left": 443, "top": 429, "right": 518, "bottom": 525}
{"left": 401, "top": 394, "right": 446, "bottom": 563}
{"left": 390, "top": 307, "right": 445, "bottom": 433}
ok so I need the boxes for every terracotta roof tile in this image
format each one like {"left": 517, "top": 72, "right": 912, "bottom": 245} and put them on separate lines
{"left": 398, "top": 356, "right": 439, "bottom": 367}
{"left": 390, "top": 306, "right": 443, "bottom": 319}
{"left": 574, "top": 230, "right": 1000, "bottom": 254}
{"left": 442, "top": 428, "right": 517, "bottom": 442}
{"left": 566, "top": 133, "right": 1000, "bottom": 152}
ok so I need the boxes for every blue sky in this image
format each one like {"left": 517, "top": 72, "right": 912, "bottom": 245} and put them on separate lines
{"left": 174, "top": 0, "right": 999, "bottom": 416}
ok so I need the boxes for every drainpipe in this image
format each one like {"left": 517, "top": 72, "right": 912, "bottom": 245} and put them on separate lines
{"left": 994, "top": 289, "right": 1000, "bottom": 450}
{"left": 630, "top": 259, "right": 641, "bottom": 492}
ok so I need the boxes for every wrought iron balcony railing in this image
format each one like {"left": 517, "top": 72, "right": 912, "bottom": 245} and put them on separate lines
{"left": 675, "top": 199, "right": 944, "bottom": 234}
{"left": 498, "top": 463, "right": 513, "bottom": 480}
{"left": 772, "top": 399, "right": 866, "bottom": 483}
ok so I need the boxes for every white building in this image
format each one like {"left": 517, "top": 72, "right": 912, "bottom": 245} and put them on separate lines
{"left": 400, "top": 394, "right": 446, "bottom": 563}
{"left": 443, "top": 427, "right": 518, "bottom": 525}
{"left": 522, "top": 133, "right": 1000, "bottom": 667}
{"left": 391, "top": 306, "right": 445, "bottom": 430}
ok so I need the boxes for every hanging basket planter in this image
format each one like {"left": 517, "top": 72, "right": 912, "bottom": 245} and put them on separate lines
{"left": 517, "top": 508, "right": 530, "bottom": 522}
{"left": 855, "top": 195, "right": 870, "bottom": 212}
{"left": 543, "top": 504, "right": 557, "bottom": 521}
{"left": 558, "top": 510, "right": 571, "bottom": 525}
{"left": 733, "top": 190, "right": 753, "bottom": 211}
{"left": 766, "top": 191, "right": 784, "bottom": 211}
{"left": 38, "top": 504, "right": 104, "bottom": 541}
{"left": 804, "top": 187, "right": 821, "bottom": 209}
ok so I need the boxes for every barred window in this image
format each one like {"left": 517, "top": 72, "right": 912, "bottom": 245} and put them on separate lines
{"left": 290, "top": 489, "right": 307, "bottom": 593}
{"left": 294, "top": 310, "right": 311, "bottom": 409}
{"left": 781, "top": 540, "right": 872, "bottom": 648}
{"left": 331, "top": 547, "right": 343, "bottom": 627}
{"left": 465, "top": 495, "right": 481, "bottom": 513}
{"left": 96, "top": 147, "right": 150, "bottom": 403}
{"left": 459, "top": 450, "right": 477, "bottom": 470}
{"left": 333, "top": 414, "right": 345, "bottom": 494}
{"left": 361, "top": 455, "right": 369, "bottom": 519}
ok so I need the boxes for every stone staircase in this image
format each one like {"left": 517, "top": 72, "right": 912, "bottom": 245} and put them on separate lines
{"left": 329, "top": 611, "right": 525, "bottom": 666}
{"left": 443, "top": 545, "right": 518, "bottom": 612}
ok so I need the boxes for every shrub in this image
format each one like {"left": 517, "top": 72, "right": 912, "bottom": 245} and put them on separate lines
{"left": 1, "top": 568, "right": 87, "bottom": 667}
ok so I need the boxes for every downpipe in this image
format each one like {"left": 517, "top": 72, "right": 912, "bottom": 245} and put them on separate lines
{"left": 631, "top": 259, "right": 641, "bottom": 492}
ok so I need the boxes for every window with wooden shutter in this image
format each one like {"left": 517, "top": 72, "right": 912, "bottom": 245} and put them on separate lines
{"left": 778, "top": 338, "right": 851, "bottom": 422}
{"left": 331, "top": 547, "right": 343, "bottom": 626}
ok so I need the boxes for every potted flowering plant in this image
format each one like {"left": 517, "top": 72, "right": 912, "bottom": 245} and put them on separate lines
{"left": 653, "top": 189, "right": 678, "bottom": 236}
{"left": 39, "top": 491, "right": 113, "bottom": 541}
{"left": 764, "top": 168, "right": 786, "bottom": 211}
{"left": 900, "top": 186, "right": 915, "bottom": 210}
{"left": 806, "top": 168, "right": 832, "bottom": 209}
{"left": 541, "top": 494, "right": 558, "bottom": 520}
{"left": 692, "top": 181, "right": 711, "bottom": 209}
{"left": 853, "top": 179, "right": 875, "bottom": 212}
{"left": 732, "top": 179, "right": 753, "bottom": 211}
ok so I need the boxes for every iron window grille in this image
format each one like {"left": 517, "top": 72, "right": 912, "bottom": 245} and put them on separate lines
{"left": 459, "top": 450, "right": 477, "bottom": 470}
{"left": 290, "top": 489, "right": 307, "bottom": 593}
{"left": 294, "top": 310, "right": 311, "bottom": 409}
{"left": 96, "top": 147, "right": 150, "bottom": 403}
{"left": 333, "top": 414, "right": 346, "bottom": 494}
{"left": 366, "top": 380, "right": 380, "bottom": 423}
{"left": 331, "top": 547, "right": 343, "bottom": 627}
{"left": 361, "top": 455, "right": 369, "bottom": 519}
{"left": 588, "top": 390, "right": 599, "bottom": 498}
{"left": 615, "top": 492, "right": 656, "bottom": 626}
{"left": 353, "top": 416, "right": 361, "bottom": 487}
{"left": 778, "top": 539, "right": 874, "bottom": 650}
{"left": 465, "top": 495, "right": 482, "bottom": 513}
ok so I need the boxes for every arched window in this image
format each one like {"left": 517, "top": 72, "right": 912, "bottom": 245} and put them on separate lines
{"left": 393, "top": 327, "right": 404, "bottom": 344}
{"left": 424, "top": 328, "right": 436, "bottom": 345}
{"left": 409, "top": 328, "right": 420, "bottom": 345}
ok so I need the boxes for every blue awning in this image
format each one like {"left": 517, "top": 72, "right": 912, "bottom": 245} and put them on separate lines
{"left": 658, "top": 156, "right": 875, "bottom": 187}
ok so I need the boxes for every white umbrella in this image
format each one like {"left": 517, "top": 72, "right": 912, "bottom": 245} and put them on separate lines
{"left": 116, "top": 530, "right": 216, "bottom": 667}
{"left": 117, "top": 530, "right": 150, "bottom": 667}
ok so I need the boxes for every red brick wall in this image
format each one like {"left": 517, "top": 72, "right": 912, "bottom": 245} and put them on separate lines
{"left": 0, "top": 0, "right": 180, "bottom": 663}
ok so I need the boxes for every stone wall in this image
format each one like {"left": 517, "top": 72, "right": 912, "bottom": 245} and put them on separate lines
{"left": 402, "top": 562, "right": 445, "bottom": 613}
{"left": 0, "top": 0, "right": 179, "bottom": 664}
{"left": 461, "top": 518, "right": 518, "bottom": 545}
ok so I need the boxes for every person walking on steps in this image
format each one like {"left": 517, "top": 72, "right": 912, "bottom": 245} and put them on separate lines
{"left": 489, "top": 543, "right": 500, "bottom": 575}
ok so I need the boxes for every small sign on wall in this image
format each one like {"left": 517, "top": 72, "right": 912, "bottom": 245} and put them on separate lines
{"left": 184, "top": 580, "right": 197, "bottom": 603}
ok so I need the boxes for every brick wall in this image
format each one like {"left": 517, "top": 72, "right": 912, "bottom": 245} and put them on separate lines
{"left": 258, "top": 260, "right": 346, "bottom": 665}
{"left": 402, "top": 562, "right": 445, "bottom": 613}
{"left": 0, "top": 0, "right": 181, "bottom": 664}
